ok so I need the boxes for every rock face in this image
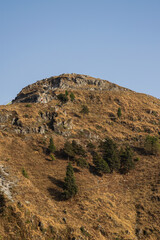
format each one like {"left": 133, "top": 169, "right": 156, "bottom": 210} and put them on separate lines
{"left": 12, "top": 73, "right": 128, "bottom": 104}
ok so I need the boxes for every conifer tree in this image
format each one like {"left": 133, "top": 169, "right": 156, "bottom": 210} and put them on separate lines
{"left": 117, "top": 107, "right": 122, "bottom": 118}
{"left": 120, "top": 146, "right": 134, "bottom": 174}
{"left": 144, "top": 135, "right": 160, "bottom": 155}
{"left": 48, "top": 137, "right": 56, "bottom": 153}
{"left": 93, "top": 152, "right": 110, "bottom": 174}
{"left": 63, "top": 162, "right": 78, "bottom": 199}
{"left": 101, "top": 137, "right": 120, "bottom": 172}
{"left": 65, "top": 90, "right": 69, "bottom": 96}
{"left": 70, "top": 92, "right": 75, "bottom": 101}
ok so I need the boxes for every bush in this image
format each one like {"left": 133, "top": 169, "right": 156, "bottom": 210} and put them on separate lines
{"left": 25, "top": 104, "right": 32, "bottom": 108}
{"left": 100, "top": 137, "right": 120, "bottom": 172}
{"left": 93, "top": 152, "right": 110, "bottom": 174}
{"left": 87, "top": 142, "right": 95, "bottom": 150}
{"left": 57, "top": 93, "right": 68, "bottom": 103}
{"left": 80, "top": 105, "right": 89, "bottom": 115}
{"left": 70, "top": 92, "right": 75, "bottom": 101}
{"left": 22, "top": 168, "right": 28, "bottom": 178}
{"left": 76, "top": 157, "right": 88, "bottom": 168}
{"left": 134, "top": 157, "right": 140, "bottom": 162}
{"left": 0, "top": 192, "right": 6, "bottom": 214}
{"left": 117, "top": 107, "right": 122, "bottom": 118}
{"left": 120, "top": 146, "right": 134, "bottom": 174}
{"left": 63, "top": 162, "right": 78, "bottom": 199}
{"left": 65, "top": 90, "right": 69, "bottom": 96}
{"left": 50, "top": 154, "right": 55, "bottom": 161}
{"left": 144, "top": 135, "right": 160, "bottom": 155}
{"left": 48, "top": 137, "right": 56, "bottom": 154}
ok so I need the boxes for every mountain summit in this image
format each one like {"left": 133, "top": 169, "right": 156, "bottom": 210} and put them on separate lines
{"left": 12, "top": 73, "right": 128, "bottom": 104}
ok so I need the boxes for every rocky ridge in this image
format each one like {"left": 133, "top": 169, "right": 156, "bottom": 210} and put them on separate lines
{"left": 12, "top": 73, "right": 128, "bottom": 104}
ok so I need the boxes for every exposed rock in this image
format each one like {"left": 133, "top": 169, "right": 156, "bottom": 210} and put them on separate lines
{"left": 0, "top": 165, "right": 16, "bottom": 201}
{"left": 12, "top": 73, "right": 129, "bottom": 104}
{"left": 0, "top": 110, "right": 17, "bottom": 123}
{"left": 53, "top": 118, "right": 73, "bottom": 135}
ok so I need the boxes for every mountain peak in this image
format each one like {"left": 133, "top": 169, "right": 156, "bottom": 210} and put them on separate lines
{"left": 12, "top": 73, "right": 128, "bottom": 104}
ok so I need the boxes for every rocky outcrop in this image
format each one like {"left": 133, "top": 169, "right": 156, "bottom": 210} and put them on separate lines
{"left": 12, "top": 73, "right": 129, "bottom": 104}
{"left": 0, "top": 110, "right": 17, "bottom": 123}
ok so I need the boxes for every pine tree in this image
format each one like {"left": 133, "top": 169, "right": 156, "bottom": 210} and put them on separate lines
{"left": 57, "top": 93, "right": 68, "bottom": 103}
{"left": 117, "top": 107, "right": 122, "bottom": 118}
{"left": 70, "top": 92, "right": 75, "bottom": 101}
{"left": 65, "top": 90, "right": 69, "bottom": 96}
{"left": 120, "top": 146, "right": 134, "bottom": 174}
{"left": 63, "top": 162, "right": 78, "bottom": 199}
{"left": 93, "top": 152, "right": 110, "bottom": 174}
{"left": 101, "top": 137, "right": 120, "bottom": 172}
{"left": 48, "top": 137, "right": 56, "bottom": 153}
{"left": 63, "top": 141, "right": 75, "bottom": 159}
{"left": 144, "top": 135, "right": 160, "bottom": 155}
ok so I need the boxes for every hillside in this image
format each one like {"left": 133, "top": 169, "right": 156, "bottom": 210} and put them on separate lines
{"left": 0, "top": 74, "right": 160, "bottom": 240}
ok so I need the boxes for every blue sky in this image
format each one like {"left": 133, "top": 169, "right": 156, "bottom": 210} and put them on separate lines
{"left": 1, "top": 0, "right": 160, "bottom": 104}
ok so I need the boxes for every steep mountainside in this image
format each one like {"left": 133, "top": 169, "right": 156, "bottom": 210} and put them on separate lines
{"left": 0, "top": 74, "right": 160, "bottom": 240}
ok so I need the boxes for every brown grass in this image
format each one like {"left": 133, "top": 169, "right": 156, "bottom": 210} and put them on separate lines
{"left": 0, "top": 88, "right": 160, "bottom": 239}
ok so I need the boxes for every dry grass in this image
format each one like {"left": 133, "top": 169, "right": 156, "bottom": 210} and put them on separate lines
{"left": 0, "top": 87, "right": 160, "bottom": 239}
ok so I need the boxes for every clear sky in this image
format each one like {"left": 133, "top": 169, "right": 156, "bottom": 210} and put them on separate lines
{"left": 1, "top": 0, "right": 160, "bottom": 105}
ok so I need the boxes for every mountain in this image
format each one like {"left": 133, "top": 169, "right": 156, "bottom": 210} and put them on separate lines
{"left": 0, "top": 74, "right": 160, "bottom": 240}
{"left": 12, "top": 73, "right": 128, "bottom": 104}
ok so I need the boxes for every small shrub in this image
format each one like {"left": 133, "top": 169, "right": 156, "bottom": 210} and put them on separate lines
{"left": 57, "top": 93, "right": 68, "bottom": 103}
{"left": 25, "top": 104, "right": 32, "bottom": 108}
{"left": 87, "top": 142, "right": 95, "bottom": 151}
{"left": 96, "top": 124, "right": 103, "bottom": 129}
{"left": 0, "top": 193, "right": 6, "bottom": 214}
{"left": 48, "top": 137, "right": 56, "bottom": 154}
{"left": 70, "top": 92, "right": 75, "bottom": 101}
{"left": 144, "top": 135, "right": 160, "bottom": 155}
{"left": 80, "top": 226, "right": 90, "bottom": 237}
{"left": 108, "top": 112, "right": 116, "bottom": 121}
{"left": 22, "top": 168, "right": 28, "bottom": 178}
{"left": 65, "top": 90, "right": 69, "bottom": 96}
{"left": 80, "top": 105, "right": 89, "bottom": 115}
{"left": 117, "top": 107, "right": 122, "bottom": 118}
{"left": 63, "top": 162, "right": 78, "bottom": 199}
{"left": 50, "top": 154, "right": 55, "bottom": 161}
{"left": 23, "top": 114, "right": 29, "bottom": 118}
{"left": 134, "top": 157, "right": 140, "bottom": 162}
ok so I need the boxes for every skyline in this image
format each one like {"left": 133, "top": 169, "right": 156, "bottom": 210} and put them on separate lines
{"left": 1, "top": 0, "right": 160, "bottom": 104}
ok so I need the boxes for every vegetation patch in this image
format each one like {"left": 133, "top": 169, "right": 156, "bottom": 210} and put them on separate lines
{"left": 22, "top": 168, "right": 29, "bottom": 178}
{"left": 63, "top": 140, "right": 86, "bottom": 160}
{"left": 57, "top": 93, "right": 68, "bottom": 103}
{"left": 80, "top": 105, "right": 89, "bottom": 115}
{"left": 144, "top": 135, "right": 160, "bottom": 155}
{"left": 63, "top": 162, "right": 78, "bottom": 199}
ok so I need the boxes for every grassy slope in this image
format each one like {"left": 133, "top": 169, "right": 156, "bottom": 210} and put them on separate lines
{"left": 0, "top": 89, "right": 160, "bottom": 239}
